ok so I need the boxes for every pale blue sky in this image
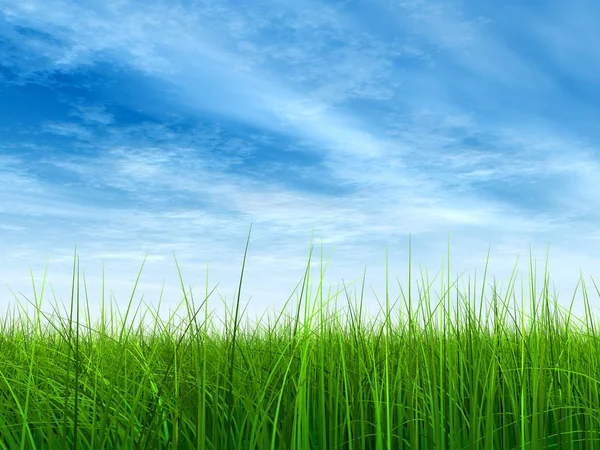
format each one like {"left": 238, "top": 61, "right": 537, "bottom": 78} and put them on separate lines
{"left": 2, "top": 0, "right": 600, "bottom": 333}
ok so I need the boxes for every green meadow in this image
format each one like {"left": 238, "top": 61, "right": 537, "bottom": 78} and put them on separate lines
{"left": 1, "top": 224, "right": 600, "bottom": 449}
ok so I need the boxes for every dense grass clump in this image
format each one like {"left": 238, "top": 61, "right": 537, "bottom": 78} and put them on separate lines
{"left": 2, "top": 224, "right": 600, "bottom": 449}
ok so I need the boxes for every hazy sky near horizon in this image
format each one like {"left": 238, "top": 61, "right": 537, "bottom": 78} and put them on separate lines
{"left": 2, "top": 0, "right": 600, "bottom": 332}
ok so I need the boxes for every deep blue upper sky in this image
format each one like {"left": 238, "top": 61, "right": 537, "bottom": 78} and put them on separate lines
{"left": 1, "top": 0, "right": 599, "bottom": 330}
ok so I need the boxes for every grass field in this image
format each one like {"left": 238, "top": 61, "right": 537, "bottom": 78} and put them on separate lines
{"left": 1, "top": 224, "right": 600, "bottom": 449}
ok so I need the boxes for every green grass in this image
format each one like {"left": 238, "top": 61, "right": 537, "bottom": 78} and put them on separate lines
{"left": 2, "top": 223, "right": 600, "bottom": 449}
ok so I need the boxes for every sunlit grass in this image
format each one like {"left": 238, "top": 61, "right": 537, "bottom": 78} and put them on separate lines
{"left": 1, "top": 223, "right": 600, "bottom": 449}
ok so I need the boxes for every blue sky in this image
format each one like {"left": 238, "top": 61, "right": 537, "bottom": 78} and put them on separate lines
{"left": 2, "top": 0, "right": 600, "bottom": 333}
